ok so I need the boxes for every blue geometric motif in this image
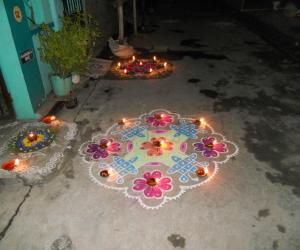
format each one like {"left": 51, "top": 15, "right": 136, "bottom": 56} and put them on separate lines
{"left": 170, "top": 120, "right": 198, "bottom": 139}
{"left": 100, "top": 156, "right": 138, "bottom": 184}
{"left": 112, "top": 125, "right": 148, "bottom": 141}
{"left": 168, "top": 153, "right": 208, "bottom": 183}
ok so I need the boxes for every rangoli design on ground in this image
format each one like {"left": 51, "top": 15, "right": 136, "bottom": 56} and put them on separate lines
{"left": 80, "top": 109, "right": 239, "bottom": 209}
{"left": 110, "top": 56, "right": 173, "bottom": 79}
{"left": 0, "top": 120, "right": 77, "bottom": 184}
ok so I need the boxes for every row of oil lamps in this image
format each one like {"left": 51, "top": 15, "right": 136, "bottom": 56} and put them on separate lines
{"left": 117, "top": 56, "right": 168, "bottom": 74}
{"left": 100, "top": 166, "right": 209, "bottom": 181}
{"left": 1, "top": 115, "right": 57, "bottom": 171}
{"left": 118, "top": 115, "right": 207, "bottom": 128}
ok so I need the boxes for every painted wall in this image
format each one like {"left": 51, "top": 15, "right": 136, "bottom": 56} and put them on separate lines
{"left": 0, "top": 0, "right": 37, "bottom": 119}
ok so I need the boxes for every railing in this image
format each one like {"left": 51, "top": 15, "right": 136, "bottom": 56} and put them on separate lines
{"left": 62, "top": 0, "right": 84, "bottom": 16}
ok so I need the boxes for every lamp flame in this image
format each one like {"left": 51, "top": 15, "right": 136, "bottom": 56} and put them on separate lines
{"left": 149, "top": 68, "right": 153, "bottom": 73}
{"left": 15, "top": 159, "right": 19, "bottom": 166}
{"left": 204, "top": 166, "right": 209, "bottom": 175}
{"left": 164, "top": 62, "right": 167, "bottom": 67}
{"left": 124, "top": 69, "right": 127, "bottom": 74}
{"left": 153, "top": 56, "right": 157, "bottom": 61}
{"left": 117, "top": 62, "right": 121, "bottom": 67}
{"left": 132, "top": 56, "right": 136, "bottom": 61}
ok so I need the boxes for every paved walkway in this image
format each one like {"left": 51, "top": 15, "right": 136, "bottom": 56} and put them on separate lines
{"left": 1, "top": 9, "right": 300, "bottom": 250}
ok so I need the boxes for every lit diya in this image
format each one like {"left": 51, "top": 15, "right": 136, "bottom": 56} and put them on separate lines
{"left": 147, "top": 177, "right": 158, "bottom": 186}
{"left": 152, "top": 139, "right": 161, "bottom": 148}
{"left": 27, "top": 132, "right": 38, "bottom": 142}
{"left": 118, "top": 118, "right": 127, "bottom": 126}
{"left": 99, "top": 140, "right": 111, "bottom": 149}
{"left": 42, "top": 115, "right": 56, "bottom": 124}
{"left": 2, "top": 158, "right": 19, "bottom": 171}
{"left": 196, "top": 166, "right": 209, "bottom": 177}
{"left": 193, "top": 117, "right": 205, "bottom": 127}
{"left": 154, "top": 113, "right": 164, "bottom": 120}
{"left": 205, "top": 140, "right": 216, "bottom": 150}
{"left": 100, "top": 169, "right": 109, "bottom": 177}
{"left": 100, "top": 168, "right": 113, "bottom": 177}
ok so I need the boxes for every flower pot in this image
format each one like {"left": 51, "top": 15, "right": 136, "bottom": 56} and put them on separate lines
{"left": 51, "top": 75, "right": 72, "bottom": 96}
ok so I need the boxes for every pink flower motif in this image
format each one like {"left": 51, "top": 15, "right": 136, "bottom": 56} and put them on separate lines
{"left": 133, "top": 170, "right": 172, "bottom": 198}
{"left": 145, "top": 112, "right": 174, "bottom": 127}
{"left": 140, "top": 137, "right": 173, "bottom": 156}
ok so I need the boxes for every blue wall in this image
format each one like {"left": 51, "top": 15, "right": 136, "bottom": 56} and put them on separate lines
{"left": 0, "top": 0, "right": 64, "bottom": 119}
{"left": 0, "top": 0, "right": 37, "bottom": 119}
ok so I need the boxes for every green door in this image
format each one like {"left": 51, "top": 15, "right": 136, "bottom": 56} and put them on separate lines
{"left": 3, "top": 0, "right": 44, "bottom": 111}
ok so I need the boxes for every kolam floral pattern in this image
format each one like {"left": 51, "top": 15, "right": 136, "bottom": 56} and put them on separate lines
{"left": 0, "top": 121, "right": 77, "bottom": 184}
{"left": 80, "top": 109, "right": 239, "bottom": 209}
{"left": 110, "top": 58, "right": 173, "bottom": 79}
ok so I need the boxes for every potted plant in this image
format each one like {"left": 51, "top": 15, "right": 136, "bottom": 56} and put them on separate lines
{"left": 39, "top": 13, "right": 100, "bottom": 96}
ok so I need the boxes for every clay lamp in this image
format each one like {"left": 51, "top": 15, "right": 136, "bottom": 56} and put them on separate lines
{"left": 152, "top": 139, "right": 161, "bottom": 148}
{"left": 27, "top": 132, "right": 38, "bottom": 142}
{"left": 196, "top": 166, "right": 209, "bottom": 177}
{"left": 2, "top": 158, "right": 19, "bottom": 171}
{"left": 100, "top": 169, "right": 109, "bottom": 177}
{"left": 147, "top": 178, "right": 158, "bottom": 186}
{"left": 206, "top": 140, "right": 216, "bottom": 150}
{"left": 154, "top": 113, "right": 164, "bottom": 120}
{"left": 193, "top": 119, "right": 201, "bottom": 126}
{"left": 118, "top": 118, "right": 127, "bottom": 126}
{"left": 100, "top": 140, "right": 111, "bottom": 149}
{"left": 42, "top": 115, "right": 56, "bottom": 124}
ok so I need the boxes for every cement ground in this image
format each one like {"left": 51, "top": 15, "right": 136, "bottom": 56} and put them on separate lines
{"left": 0, "top": 7, "right": 300, "bottom": 250}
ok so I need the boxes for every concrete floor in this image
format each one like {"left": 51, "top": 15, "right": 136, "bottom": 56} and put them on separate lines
{"left": 1, "top": 8, "right": 300, "bottom": 250}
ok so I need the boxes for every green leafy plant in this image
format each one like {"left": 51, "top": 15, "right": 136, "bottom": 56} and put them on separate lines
{"left": 39, "top": 13, "right": 101, "bottom": 78}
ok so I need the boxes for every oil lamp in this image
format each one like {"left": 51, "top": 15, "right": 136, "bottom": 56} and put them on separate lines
{"left": 153, "top": 139, "right": 161, "bottom": 148}
{"left": 196, "top": 166, "right": 209, "bottom": 177}
{"left": 100, "top": 140, "right": 111, "bottom": 149}
{"left": 193, "top": 119, "right": 201, "bottom": 126}
{"left": 2, "top": 158, "right": 19, "bottom": 171}
{"left": 200, "top": 117, "right": 206, "bottom": 129}
{"left": 147, "top": 177, "right": 158, "bottom": 186}
{"left": 118, "top": 118, "right": 127, "bottom": 126}
{"left": 154, "top": 113, "right": 163, "bottom": 120}
{"left": 27, "top": 132, "right": 38, "bottom": 142}
{"left": 100, "top": 169, "right": 109, "bottom": 177}
{"left": 42, "top": 115, "right": 56, "bottom": 124}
